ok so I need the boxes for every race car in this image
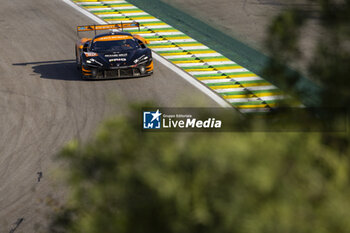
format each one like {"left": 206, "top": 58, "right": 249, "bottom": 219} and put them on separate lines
{"left": 75, "top": 23, "right": 153, "bottom": 79}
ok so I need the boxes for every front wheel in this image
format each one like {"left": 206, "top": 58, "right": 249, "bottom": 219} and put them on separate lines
{"left": 80, "top": 66, "right": 87, "bottom": 80}
{"left": 75, "top": 47, "right": 81, "bottom": 70}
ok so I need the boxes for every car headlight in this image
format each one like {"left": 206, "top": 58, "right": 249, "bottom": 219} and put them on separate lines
{"left": 134, "top": 55, "right": 150, "bottom": 64}
{"left": 86, "top": 58, "right": 103, "bottom": 66}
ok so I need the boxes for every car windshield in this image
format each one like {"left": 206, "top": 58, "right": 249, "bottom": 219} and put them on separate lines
{"left": 91, "top": 39, "right": 139, "bottom": 52}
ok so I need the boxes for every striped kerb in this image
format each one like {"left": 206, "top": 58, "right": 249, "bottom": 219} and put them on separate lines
{"left": 72, "top": 0, "right": 286, "bottom": 113}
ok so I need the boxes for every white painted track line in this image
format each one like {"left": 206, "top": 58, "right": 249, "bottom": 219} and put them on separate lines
{"left": 227, "top": 95, "right": 285, "bottom": 103}
{"left": 214, "top": 85, "right": 278, "bottom": 93}
{"left": 202, "top": 77, "right": 263, "bottom": 84}
{"left": 177, "top": 61, "right": 236, "bottom": 67}
{"left": 189, "top": 69, "right": 248, "bottom": 75}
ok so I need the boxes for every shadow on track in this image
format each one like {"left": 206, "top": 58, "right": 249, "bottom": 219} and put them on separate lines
{"left": 13, "top": 60, "right": 147, "bottom": 81}
{"left": 13, "top": 60, "right": 82, "bottom": 81}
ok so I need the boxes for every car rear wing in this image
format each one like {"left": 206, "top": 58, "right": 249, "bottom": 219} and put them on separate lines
{"left": 77, "top": 23, "right": 140, "bottom": 37}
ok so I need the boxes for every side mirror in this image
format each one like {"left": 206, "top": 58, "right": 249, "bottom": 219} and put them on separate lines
{"left": 83, "top": 41, "right": 91, "bottom": 52}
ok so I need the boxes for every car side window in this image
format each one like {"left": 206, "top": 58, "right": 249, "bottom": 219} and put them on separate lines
{"left": 136, "top": 39, "right": 146, "bottom": 49}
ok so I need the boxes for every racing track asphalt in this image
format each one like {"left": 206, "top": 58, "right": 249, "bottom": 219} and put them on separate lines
{"left": 0, "top": 0, "right": 219, "bottom": 232}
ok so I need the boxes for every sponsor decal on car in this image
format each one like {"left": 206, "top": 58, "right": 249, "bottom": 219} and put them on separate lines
{"left": 105, "top": 53, "right": 128, "bottom": 58}
{"left": 84, "top": 52, "right": 99, "bottom": 57}
{"left": 95, "top": 35, "right": 133, "bottom": 41}
{"left": 109, "top": 58, "right": 127, "bottom": 62}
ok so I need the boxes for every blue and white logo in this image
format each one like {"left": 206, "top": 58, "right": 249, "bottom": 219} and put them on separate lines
{"left": 143, "top": 109, "right": 162, "bottom": 129}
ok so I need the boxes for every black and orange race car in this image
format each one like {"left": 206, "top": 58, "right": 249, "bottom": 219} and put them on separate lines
{"left": 75, "top": 23, "right": 153, "bottom": 79}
